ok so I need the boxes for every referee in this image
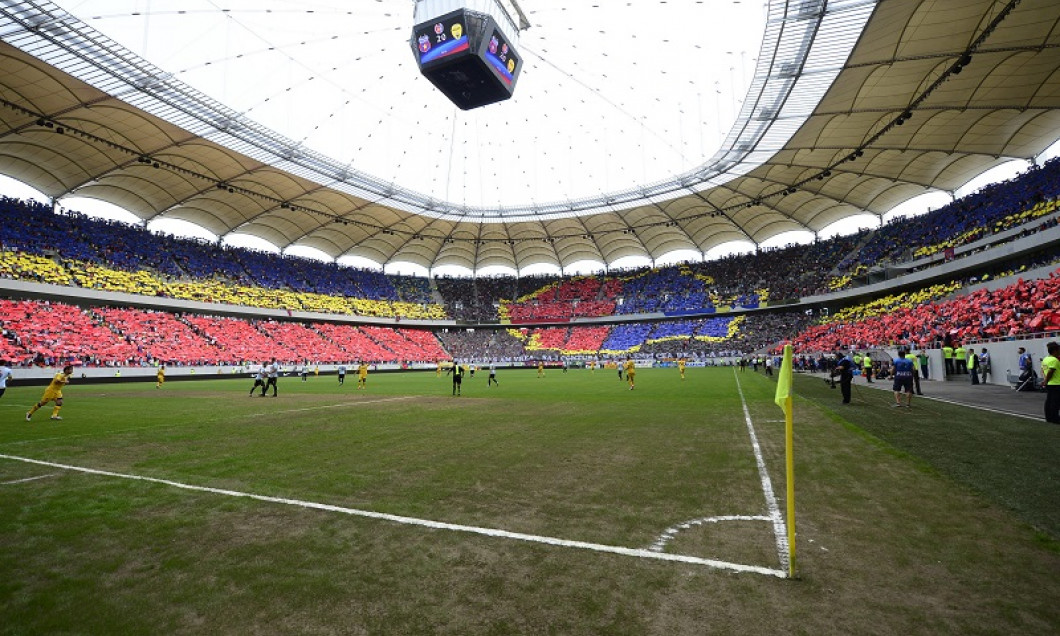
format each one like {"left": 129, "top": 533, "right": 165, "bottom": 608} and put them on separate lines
{"left": 447, "top": 359, "right": 464, "bottom": 396}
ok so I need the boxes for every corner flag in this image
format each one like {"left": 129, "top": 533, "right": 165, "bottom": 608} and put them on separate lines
{"left": 774, "top": 343, "right": 797, "bottom": 578}
{"left": 774, "top": 344, "right": 793, "bottom": 413}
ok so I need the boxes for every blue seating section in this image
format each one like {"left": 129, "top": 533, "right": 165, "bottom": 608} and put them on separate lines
{"left": 601, "top": 323, "right": 654, "bottom": 351}
{"left": 0, "top": 197, "right": 414, "bottom": 302}
{"left": 838, "top": 157, "right": 1060, "bottom": 273}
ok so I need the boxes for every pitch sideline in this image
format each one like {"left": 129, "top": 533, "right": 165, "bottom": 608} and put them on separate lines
{"left": 733, "top": 369, "right": 791, "bottom": 574}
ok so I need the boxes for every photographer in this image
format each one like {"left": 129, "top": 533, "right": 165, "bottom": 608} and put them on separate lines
{"left": 832, "top": 350, "right": 854, "bottom": 405}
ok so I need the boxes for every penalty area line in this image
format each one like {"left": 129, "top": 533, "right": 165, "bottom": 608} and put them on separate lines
{"left": 0, "top": 472, "right": 57, "bottom": 485}
{"left": 0, "top": 452, "right": 786, "bottom": 578}
{"left": 247, "top": 395, "right": 418, "bottom": 417}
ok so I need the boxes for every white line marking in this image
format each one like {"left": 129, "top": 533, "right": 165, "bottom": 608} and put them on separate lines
{"left": 0, "top": 473, "right": 56, "bottom": 485}
{"left": 807, "top": 372, "right": 1045, "bottom": 421}
{"left": 733, "top": 370, "right": 791, "bottom": 574}
{"left": 251, "top": 395, "right": 417, "bottom": 416}
{"left": 648, "top": 515, "right": 773, "bottom": 552}
{"left": 906, "top": 394, "right": 1047, "bottom": 421}
{"left": 0, "top": 453, "right": 786, "bottom": 578}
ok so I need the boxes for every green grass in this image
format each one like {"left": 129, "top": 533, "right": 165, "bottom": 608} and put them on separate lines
{"left": 1, "top": 367, "right": 1059, "bottom": 635}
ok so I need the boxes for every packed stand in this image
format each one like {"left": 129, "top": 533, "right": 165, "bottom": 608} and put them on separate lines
{"left": 5, "top": 155, "right": 1060, "bottom": 330}
{"left": 398, "top": 328, "right": 450, "bottom": 361}
{"left": 836, "top": 158, "right": 1060, "bottom": 278}
{"left": 791, "top": 266, "right": 1060, "bottom": 352}
{"left": 184, "top": 316, "right": 304, "bottom": 363}
{"left": 358, "top": 326, "right": 446, "bottom": 362}
{"left": 434, "top": 329, "right": 527, "bottom": 361}
{"left": 0, "top": 196, "right": 447, "bottom": 319}
{"left": 616, "top": 268, "right": 711, "bottom": 314}
{"left": 391, "top": 275, "right": 436, "bottom": 304}
{"left": 434, "top": 277, "right": 489, "bottom": 321}
{"left": 313, "top": 323, "right": 400, "bottom": 362}
{"left": 96, "top": 307, "right": 226, "bottom": 365}
{"left": 503, "top": 276, "right": 616, "bottom": 323}
{"left": 257, "top": 321, "right": 349, "bottom": 362}
{"left": 0, "top": 299, "right": 141, "bottom": 366}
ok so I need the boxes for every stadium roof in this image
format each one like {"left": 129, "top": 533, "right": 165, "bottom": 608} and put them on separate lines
{"left": 0, "top": 0, "right": 1059, "bottom": 272}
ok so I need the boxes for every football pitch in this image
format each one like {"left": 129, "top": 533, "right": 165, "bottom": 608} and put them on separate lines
{"left": 1, "top": 367, "right": 1058, "bottom": 634}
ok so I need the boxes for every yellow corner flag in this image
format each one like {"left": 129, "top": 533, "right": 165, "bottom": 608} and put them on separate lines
{"left": 774, "top": 344, "right": 797, "bottom": 579}
{"left": 774, "top": 344, "right": 793, "bottom": 412}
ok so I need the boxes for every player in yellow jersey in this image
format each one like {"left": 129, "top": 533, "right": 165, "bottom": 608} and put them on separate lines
{"left": 537, "top": 360, "right": 545, "bottom": 378}
{"left": 437, "top": 360, "right": 443, "bottom": 377}
{"left": 357, "top": 362, "right": 369, "bottom": 390}
{"left": 678, "top": 358, "right": 686, "bottom": 380}
{"left": 156, "top": 364, "right": 166, "bottom": 389}
{"left": 27, "top": 364, "right": 74, "bottom": 421}
{"left": 625, "top": 357, "right": 636, "bottom": 390}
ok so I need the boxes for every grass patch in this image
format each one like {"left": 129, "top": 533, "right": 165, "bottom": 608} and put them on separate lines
{"left": 1, "top": 367, "right": 1059, "bottom": 634}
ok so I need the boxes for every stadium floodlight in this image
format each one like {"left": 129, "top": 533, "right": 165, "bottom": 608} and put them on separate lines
{"left": 410, "top": 0, "right": 527, "bottom": 109}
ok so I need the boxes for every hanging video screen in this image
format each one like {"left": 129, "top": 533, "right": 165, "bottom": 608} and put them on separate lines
{"left": 413, "top": 10, "right": 471, "bottom": 68}
{"left": 481, "top": 28, "right": 519, "bottom": 86}
{"left": 411, "top": 9, "right": 523, "bottom": 109}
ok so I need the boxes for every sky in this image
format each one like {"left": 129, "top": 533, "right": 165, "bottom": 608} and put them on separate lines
{"left": 7, "top": 1, "right": 1060, "bottom": 277}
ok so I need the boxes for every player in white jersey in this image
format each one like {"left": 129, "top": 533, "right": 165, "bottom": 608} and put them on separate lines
{"left": 0, "top": 360, "right": 13, "bottom": 399}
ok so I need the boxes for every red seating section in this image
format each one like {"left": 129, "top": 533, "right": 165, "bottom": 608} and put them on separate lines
{"left": 507, "top": 277, "right": 619, "bottom": 323}
{"left": 398, "top": 328, "right": 449, "bottom": 361}
{"left": 184, "top": 316, "right": 307, "bottom": 363}
{"left": 258, "top": 321, "right": 348, "bottom": 362}
{"left": 97, "top": 307, "right": 225, "bottom": 365}
{"left": 312, "top": 323, "right": 397, "bottom": 362}
{"left": 564, "top": 326, "right": 611, "bottom": 352}
{"left": 359, "top": 326, "right": 443, "bottom": 362}
{"left": 793, "top": 269, "right": 1060, "bottom": 351}
{"left": 0, "top": 299, "right": 139, "bottom": 365}
{"left": 0, "top": 299, "right": 454, "bottom": 366}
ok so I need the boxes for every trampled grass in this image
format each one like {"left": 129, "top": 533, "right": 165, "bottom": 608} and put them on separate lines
{"left": 1, "top": 367, "right": 1058, "bottom": 635}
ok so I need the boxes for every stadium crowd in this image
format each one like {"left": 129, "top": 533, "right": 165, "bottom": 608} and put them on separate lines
{"left": 2, "top": 156, "right": 1060, "bottom": 367}
{"left": 790, "top": 266, "right": 1060, "bottom": 353}
{"left": 2, "top": 155, "right": 1059, "bottom": 326}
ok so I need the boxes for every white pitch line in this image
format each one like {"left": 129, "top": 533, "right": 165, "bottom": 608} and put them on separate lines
{"left": 248, "top": 395, "right": 417, "bottom": 416}
{"left": 0, "top": 452, "right": 786, "bottom": 578}
{"left": 0, "top": 473, "right": 57, "bottom": 485}
{"left": 906, "top": 393, "right": 1047, "bottom": 422}
{"left": 733, "top": 370, "right": 791, "bottom": 575}
{"left": 807, "top": 372, "right": 1047, "bottom": 421}
{"left": 648, "top": 515, "right": 773, "bottom": 552}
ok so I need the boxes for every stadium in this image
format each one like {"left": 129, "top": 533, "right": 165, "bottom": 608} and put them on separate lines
{"left": 1, "top": 0, "right": 1059, "bottom": 633}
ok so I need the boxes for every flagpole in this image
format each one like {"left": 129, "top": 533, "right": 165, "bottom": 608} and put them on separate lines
{"left": 785, "top": 392, "right": 796, "bottom": 578}
{"left": 774, "top": 343, "right": 797, "bottom": 579}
